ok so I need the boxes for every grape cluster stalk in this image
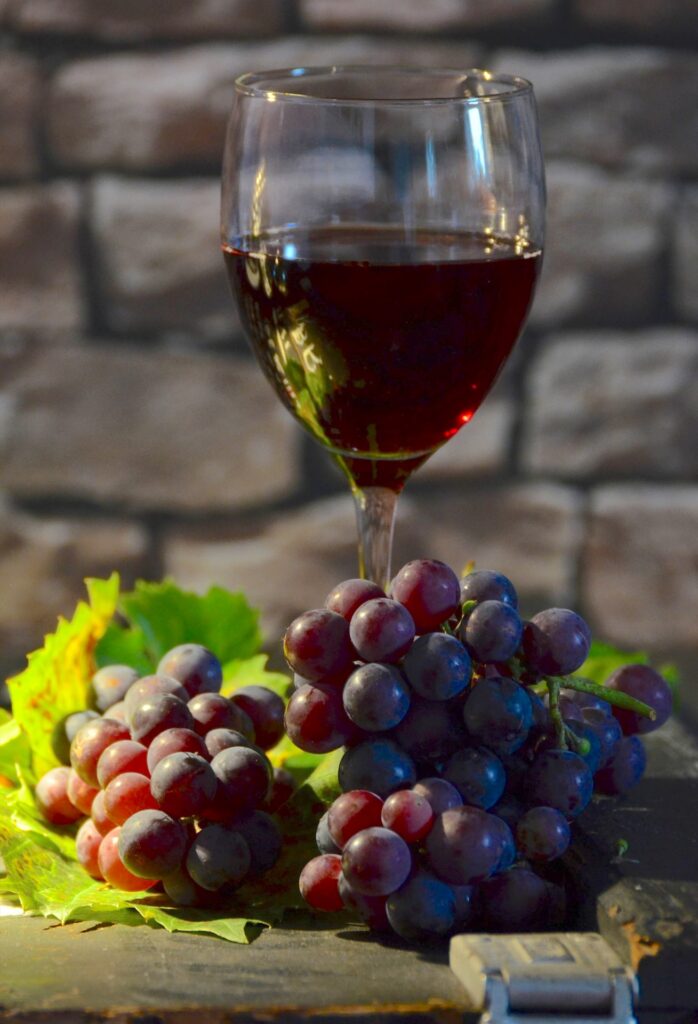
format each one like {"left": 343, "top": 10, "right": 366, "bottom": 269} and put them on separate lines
{"left": 36, "top": 645, "right": 294, "bottom": 903}
{"left": 286, "top": 561, "right": 672, "bottom": 941}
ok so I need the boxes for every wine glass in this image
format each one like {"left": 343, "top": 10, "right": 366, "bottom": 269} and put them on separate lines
{"left": 221, "top": 67, "right": 545, "bottom": 589}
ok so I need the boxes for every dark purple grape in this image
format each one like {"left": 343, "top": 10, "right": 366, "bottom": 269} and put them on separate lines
{"left": 339, "top": 740, "right": 416, "bottom": 798}
{"left": 338, "top": 873, "right": 390, "bottom": 931}
{"left": 264, "top": 766, "right": 297, "bottom": 812}
{"left": 285, "top": 683, "right": 357, "bottom": 754}
{"left": 117, "top": 809, "right": 187, "bottom": 879}
{"left": 187, "top": 692, "right": 254, "bottom": 739}
{"left": 230, "top": 686, "right": 285, "bottom": 750}
{"left": 91, "top": 665, "right": 139, "bottom": 713}
{"left": 490, "top": 793, "right": 525, "bottom": 832}
{"left": 444, "top": 747, "right": 506, "bottom": 810}
{"left": 349, "top": 598, "right": 415, "bottom": 664}
{"left": 390, "top": 559, "right": 460, "bottom": 633}
{"left": 558, "top": 693, "right": 585, "bottom": 728}
{"left": 210, "top": 746, "right": 272, "bottom": 818}
{"left": 571, "top": 691, "right": 612, "bottom": 716}
{"left": 157, "top": 644, "right": 223, "bottom": 698}
{"left": 463, "top": 676, "right": 532, "bottom": 755}
{"left": 582, "top": 708, "right": 622, "bottom": 768}
{"left": 522, "top": 609, "right": 591, "bottom": 676}
{"left": 479, "top": 867, "right": 550, "bottom": 931}
{"left": 342, "top": 826, "right": 412, "bottom": 896}
{"left": 283, "top": 609, "right": 355, "bottom": 683}
{"left": 524, "top": 749, "right": 593, "bottom": 820}
{"left": 124, "top": 674, "right": 189, "bottom": 720}
{"left": 595, "top": 735, "right": 646, "bottom": 795}
{"left": 402, "top": 633, "right": 471, "bottom": 702}
{"left": 412, "top": 777, "right": 463, "bottom": 815}
{"left": 130, "top": 693, "right": 194, "bottom": 746}
{"left": 326, "top": 579, "right": 385, "bottom": 620}
{"left": 342, "top": 663, "right": 411, "bottom": 732}
{"left": 516, "top": 806, "right": 570, "bottom": 862}
{"left": 204, "top": 728, "right": 255, "bottom": 759}
{"left": 70, "top": 717, "right": 131, "bottom": 787}
{"left": 424, "top": 806, "right": 501, "bottom": 885}
{"left": 147, "top": 728, "right": 209, "bottom": 773}
{"left": 605, "top": 664, "right": 672, "bottom": 735}
{"left": 150, "top": 752, "right": 217, "bottom": 818}
{"left": 232, "top": 811, "right": 282, "bottom": 876}
{"left": 162, "top": 867, "right": 212, "bottom": 907}
{"left": 316, "top": 810, "right": 341, "bottom": 854}
{"left": 460, "top": 570, "right": 518, "bottom": 609}
{"left": 450, "top": 884, "right": 476, "bottom": 928}
{"left": 394, "top": 696, "right": 468, "bottom": 763}
{"left": 489, "top": 813, "right": 516, "bottom": 872}
{"left": 186, "top": 824, "right": 250, "bottom": 891}
{"left": 461, "top": 600, "right": 523, "bottom": 664}
{"left": 498, "top": 753, "right": 529, "bottom": 797}
{"left": 386, "top": 871, "right": 456, "bottom": 941}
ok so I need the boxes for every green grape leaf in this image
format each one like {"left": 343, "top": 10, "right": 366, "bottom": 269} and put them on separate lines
{"left": 6, "top": 575, "right": 120, "bottom": 776}
{"left": 0, "top": 718, "right": 32, "bottom": 785}
{"left": 95, "top": 620, "right": 153, "bottom": 675}
{"left": 117, "top": 580, "right": 261, "bottom": 664}
{"left": 221, "top": 654, "right": 291, "bottom": 700}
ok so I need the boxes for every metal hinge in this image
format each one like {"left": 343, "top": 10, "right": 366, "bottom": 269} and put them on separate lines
{"left": 450, "top": 932, "right": 638, "bottom": 1024}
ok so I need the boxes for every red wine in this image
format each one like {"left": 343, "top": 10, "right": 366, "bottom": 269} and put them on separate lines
{"left": 223, "top": 226, "right": 541, "bottom": 492}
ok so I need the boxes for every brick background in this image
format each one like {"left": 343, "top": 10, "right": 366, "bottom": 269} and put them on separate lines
{"left": 0, "top": 1, "right": 696, "bottom": 699}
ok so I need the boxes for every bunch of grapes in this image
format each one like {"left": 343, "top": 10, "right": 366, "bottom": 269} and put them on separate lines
{"left": 36, "top": 644, "right": 294, "bottom": 904}
{"left": 285, "top": 561, "right": 672, "bottom": 941}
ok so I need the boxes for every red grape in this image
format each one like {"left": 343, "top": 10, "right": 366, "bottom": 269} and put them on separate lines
{"left": 76, "top": 818, "right": 103, "bottom": 878}
{"left": 390, "top": 559, "right": 460, "bottom": 633}
{"left": 96, "top": 740, "right": 149, "bottom": 788}
{"left": 147, "top": 727, "right": 208, "bottom": 773}
{"left": 157, "top": 644, "right": 223, "bottom": 698}
{"left": 187, "top": 692, "right": 254, "bottom": 739}
{"left": 118, "top": 809, "right": 188, "bottom": 879}
{"left": 381, "top": 790, "right": 434, "bottom": 843}
{"left": 130, "top": 693, "right": 194, "bottom": 746}
{"left": 299, "top": 854, "right": 344, "bottom": 911}
{"left": 349, "top": 598, "right": 415, "bottom": 664}
{"left": 604, "top": 664, "right": 672, "bottom": 735}
{"left": 104, "top": 772, "right": 158, "bottom": 825}
{"left": 66, "top": 769, "right": 99, "bottom": 816}
{"left": 98, "top": 827, "right": 158, "bottom": 891}
{"left": 325, "top": 579, "right": 385, "bottom": 620}
{"left": 36, "top": 767, "right": 83, "bottom": 825}
{"left": 91, "top": 789, "right": 116, "bottom": 836}
{"left": 70, "top": 717, "right": 130, "bottom": 787}
{"left": 91, "top": 664, "right": 139, "bottom": 713}
{"left": 285, "top": 683, "right": 356, "bottom": 754}
{"left": 283, "top": 609, "right": 355, "bottom": 683}
{"left": 327, "top": 790, "right": 383, "bottom": 849}
{"left": 229, "top": 686, "right": 285, "bottom": 750}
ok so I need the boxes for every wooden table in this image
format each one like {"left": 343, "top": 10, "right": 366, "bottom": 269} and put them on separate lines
{"left": 1, "top": 719, "right": 697, "bottom": 1024}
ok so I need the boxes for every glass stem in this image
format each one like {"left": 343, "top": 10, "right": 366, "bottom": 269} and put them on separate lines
{"left": 352, "top": 485, "right": 398, "bottom": 590}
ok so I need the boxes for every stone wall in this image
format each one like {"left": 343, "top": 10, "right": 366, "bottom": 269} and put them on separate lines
{"left": 0, "top": 0, "right": 696, "bottom": 693}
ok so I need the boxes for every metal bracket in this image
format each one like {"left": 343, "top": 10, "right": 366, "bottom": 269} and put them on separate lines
{"left": 450, "top": 932, "right": 638, "bottom": 1024}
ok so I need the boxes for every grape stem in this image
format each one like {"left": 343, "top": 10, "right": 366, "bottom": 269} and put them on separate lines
{"left": 549, "top": 675, "right": 656, "bottom": 721}
{"left": 547, "top": 678, "right": 566, "bottom": 749}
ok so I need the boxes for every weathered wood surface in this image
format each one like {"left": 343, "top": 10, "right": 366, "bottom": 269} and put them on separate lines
{"left": 0, "top": 914, "right": 471, "bottom": 1023}
{"left": 565, "top": 717, "right": 698, "bottom": 1013}
{"left": 0, "top": 720, "right": 696, "bottom": 1023}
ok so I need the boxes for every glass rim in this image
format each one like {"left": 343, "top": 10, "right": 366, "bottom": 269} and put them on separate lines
{"left": 234, "top": 65, "right": 533, "bottom": 106}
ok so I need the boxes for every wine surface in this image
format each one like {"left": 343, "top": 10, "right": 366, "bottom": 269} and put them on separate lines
{"left": 224, "top": 226, "right": 541, "bottom": 491}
